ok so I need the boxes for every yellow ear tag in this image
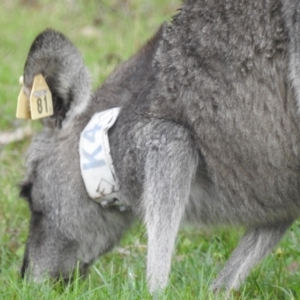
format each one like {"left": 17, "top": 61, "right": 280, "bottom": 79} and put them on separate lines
{"left": 29, "top": 74, "right": 53, "bottom": 120}
{"left": 16, "top": 86, "right": 31, "bottom": 119}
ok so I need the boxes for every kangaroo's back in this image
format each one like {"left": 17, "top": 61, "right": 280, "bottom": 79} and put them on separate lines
{"left": 127, "top": 0, "right": 300, "bottom": 226}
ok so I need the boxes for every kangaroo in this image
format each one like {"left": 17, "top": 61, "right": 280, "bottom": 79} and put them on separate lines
{"left": 19, "top": 0, "right": 300, "bottom": 294}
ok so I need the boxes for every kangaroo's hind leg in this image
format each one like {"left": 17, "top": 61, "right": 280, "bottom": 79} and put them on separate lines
{"left": 141, "top": 121, "right": 198, "bottom": 294}
{"left": 211, "top": 221, "right": 293, "bottom": 291}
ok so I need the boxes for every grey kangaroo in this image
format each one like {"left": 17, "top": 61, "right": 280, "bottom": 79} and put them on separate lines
{"left": 20, "top": 0, "right": 300, "bottom": 293}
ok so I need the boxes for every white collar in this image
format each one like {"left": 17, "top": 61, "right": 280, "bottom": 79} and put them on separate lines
{"left": 79, "top": 107, "right": 120, "bottom": 202}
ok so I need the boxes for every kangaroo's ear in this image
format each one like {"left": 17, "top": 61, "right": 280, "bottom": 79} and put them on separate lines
{"left": 22, "top": 29, "right": 91, "bottom": 128}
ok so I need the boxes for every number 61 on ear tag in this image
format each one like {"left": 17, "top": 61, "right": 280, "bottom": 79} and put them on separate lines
{"left": 30, "top": 74, "right": 53, "bottom": 120}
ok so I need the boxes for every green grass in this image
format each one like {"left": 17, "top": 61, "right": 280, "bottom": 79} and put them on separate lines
{"left": 1, "top": 0, "right": 300, "bottom": 299}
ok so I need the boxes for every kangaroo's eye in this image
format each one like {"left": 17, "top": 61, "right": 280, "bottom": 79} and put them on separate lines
{"left": 19, "top": 182, "right": 33, "bottom": 205}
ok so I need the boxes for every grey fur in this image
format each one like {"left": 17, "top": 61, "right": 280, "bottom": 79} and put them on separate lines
{"left": 20, "top": 0, "right": 300, "bottom": 294}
